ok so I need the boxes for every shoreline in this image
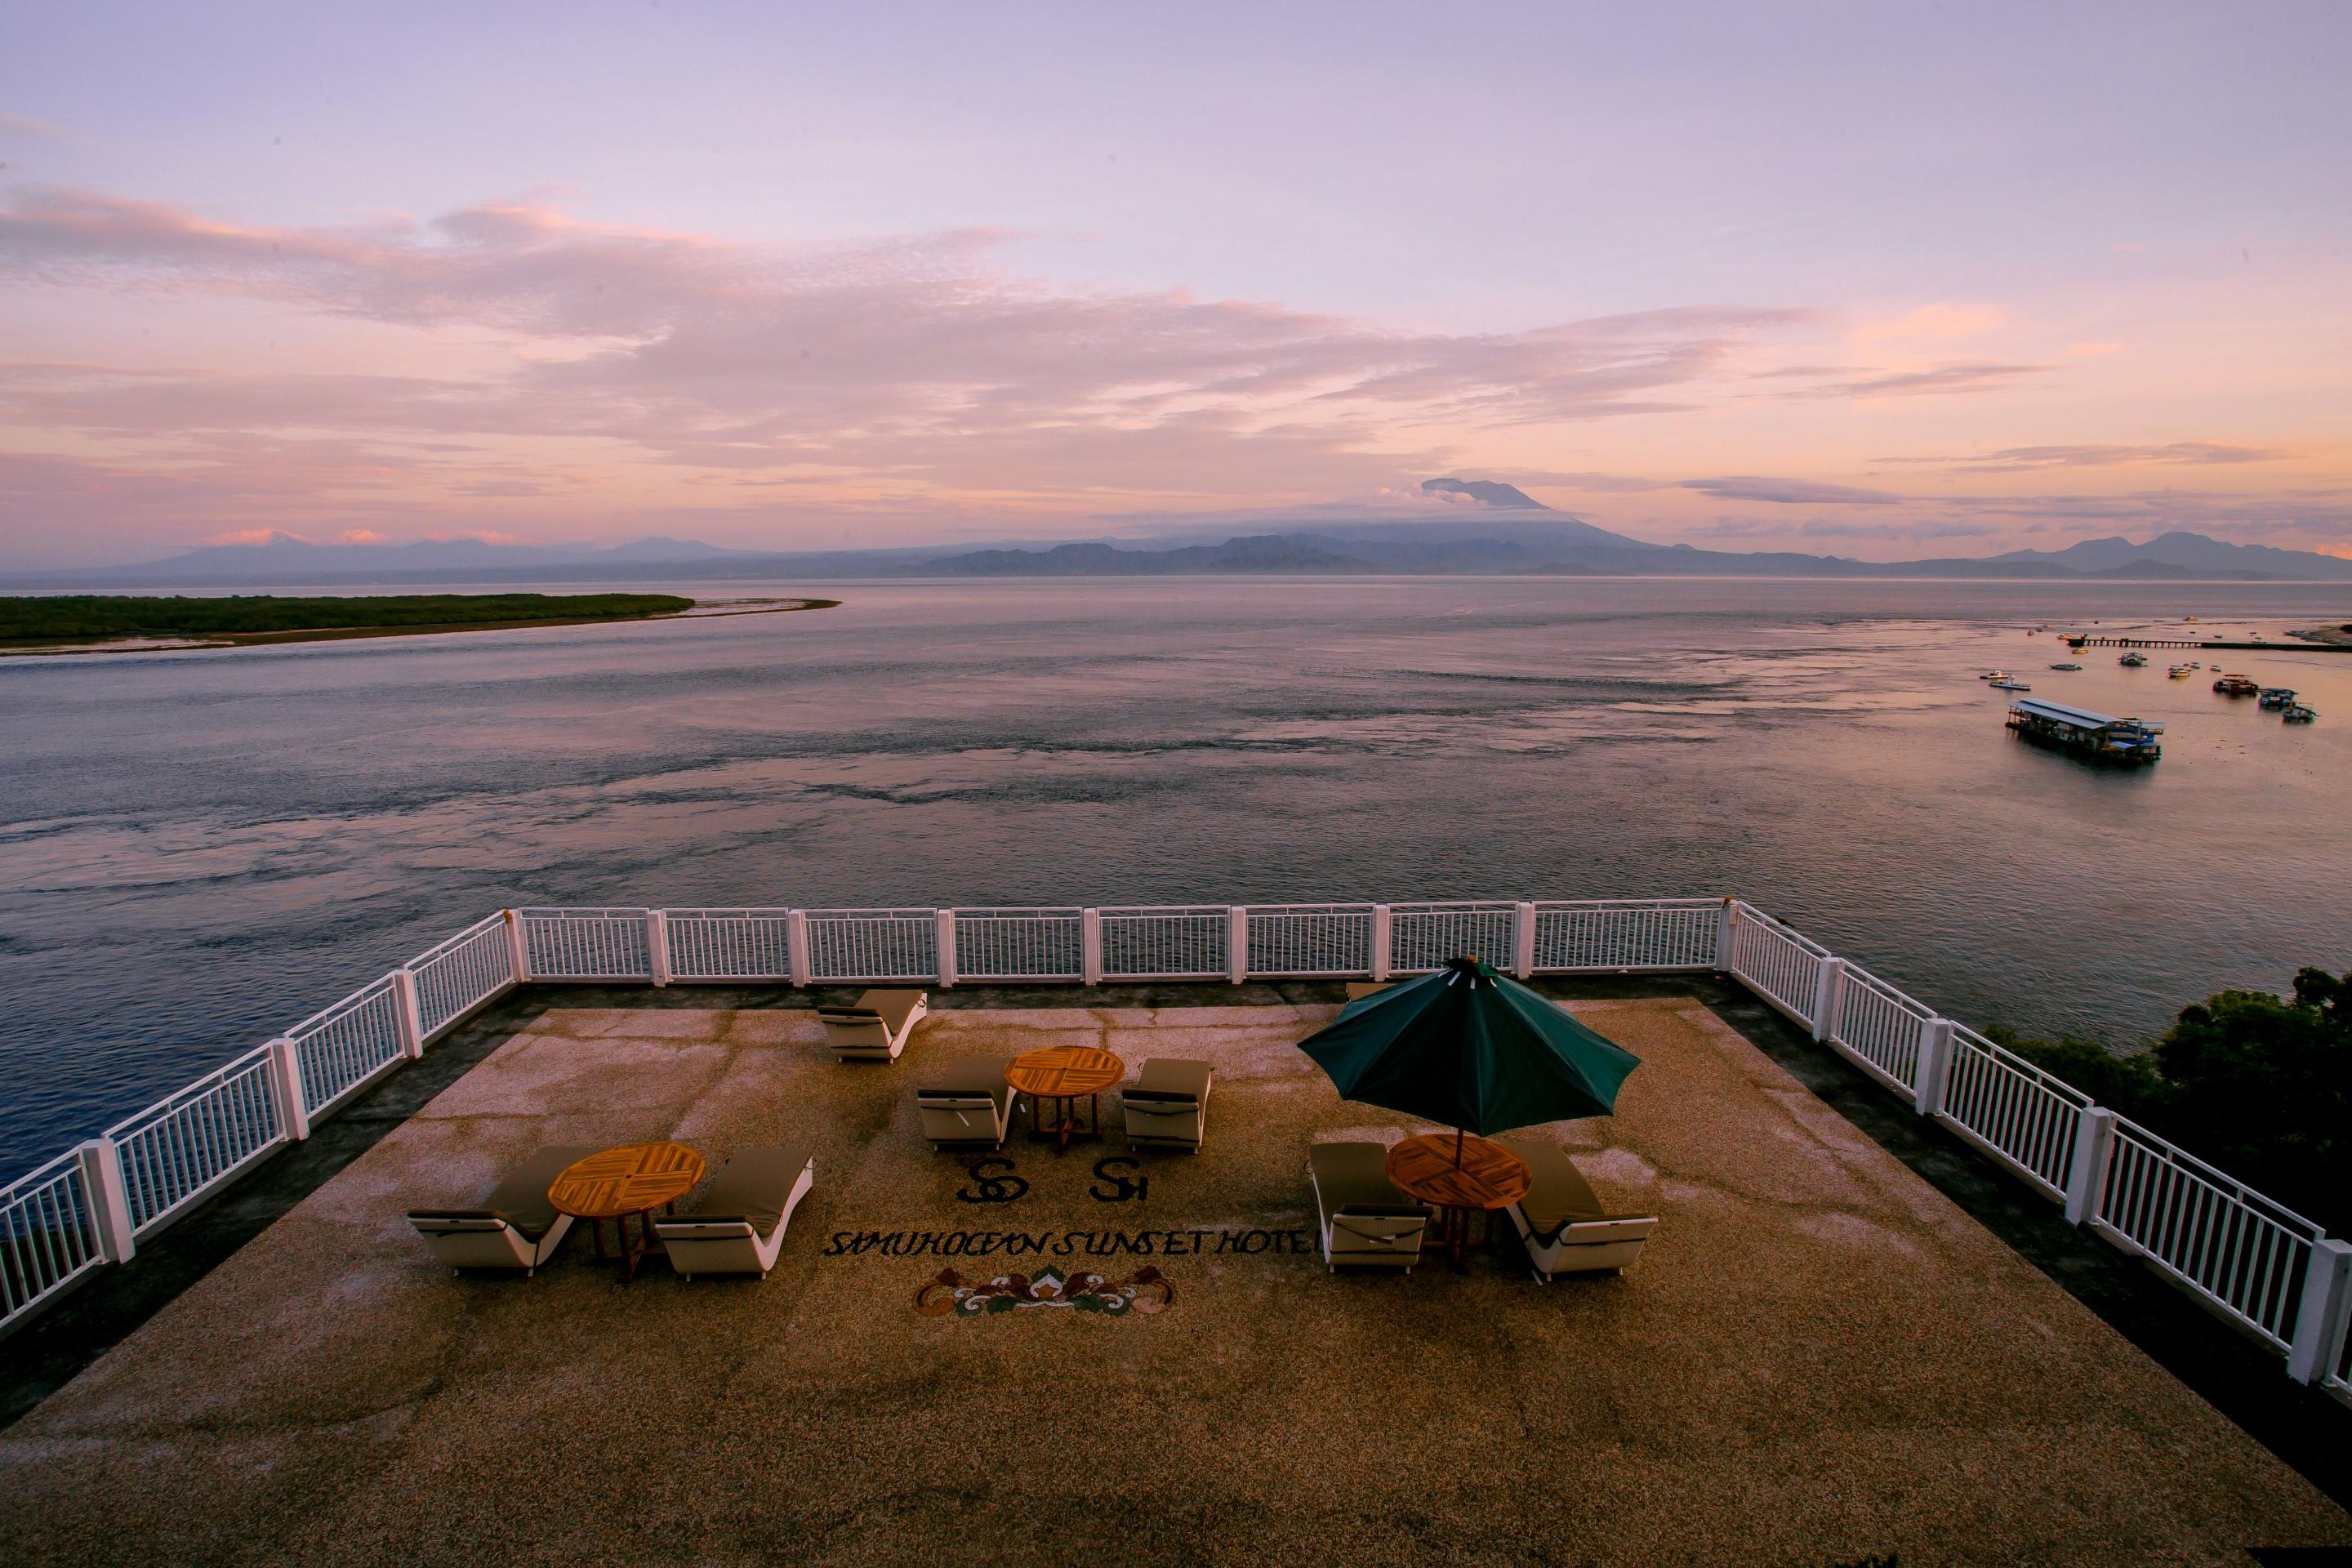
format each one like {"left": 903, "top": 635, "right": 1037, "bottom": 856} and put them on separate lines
{"left": 0, "top": 596, "right": 841, "bottom": 658}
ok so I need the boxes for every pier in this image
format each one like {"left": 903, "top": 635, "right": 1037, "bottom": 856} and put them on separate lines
{"left": 2061, "top": 633, "right": 2352, "bottom": 651}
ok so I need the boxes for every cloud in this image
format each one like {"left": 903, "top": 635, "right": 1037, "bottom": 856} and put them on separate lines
{"left": 0, "top": 185, "right": 1820, "bottom": 540}
{"left": 1876, "top": 442, "right": 2289, "bottom": 472}
{"left": 1852, "top": 302, "right": 2005, "bottom": 343}
{"left": 0, "top": 111, "right": 68, "bottom": 143}
{"left": 1763, "top": 362, "right": 2056, "bottom": 399}
{"left": 1681, "top": 476, "right": 1903, "bottom": 505}
{"left": 335, "top": 529, "right": 384, "bottom": 544}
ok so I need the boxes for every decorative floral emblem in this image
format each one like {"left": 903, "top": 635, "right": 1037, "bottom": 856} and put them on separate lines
{"left": 915, "top": 1265, "right": 1173, "bottom": 1317}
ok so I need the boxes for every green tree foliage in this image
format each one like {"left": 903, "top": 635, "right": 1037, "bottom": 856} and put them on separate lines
{"left": 0, "top": 594, "right": 692, "bottom": 641}
{"left": 1995, "top": 969, "right": 2350, "bottom": 1232}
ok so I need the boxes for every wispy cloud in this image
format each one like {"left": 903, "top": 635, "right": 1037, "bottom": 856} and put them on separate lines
{"left": 1761, "top": 362, "right": 2056, "bottom": 399}
{"left": 1875, "top": 442, "right": 2290, "bottom": 472}
{"left": 1682, "top": 476, "right": 1903, "bottom": 505}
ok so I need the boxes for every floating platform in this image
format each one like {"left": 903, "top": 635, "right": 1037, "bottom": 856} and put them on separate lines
{"left": 2007, "top": 697, "right": 2163, "bottom": 764}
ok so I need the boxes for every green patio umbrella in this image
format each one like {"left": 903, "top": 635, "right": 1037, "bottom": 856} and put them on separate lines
{"left": 1298, "top": 955, "right": 1640, "bottom": 1163}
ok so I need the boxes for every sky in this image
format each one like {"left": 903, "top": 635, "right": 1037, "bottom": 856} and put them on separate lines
{"left": 1, "top": 1, "right": 2348, "bottom": 568}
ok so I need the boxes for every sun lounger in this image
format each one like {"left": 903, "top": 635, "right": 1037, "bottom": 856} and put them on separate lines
{"left": 1493, "top": 1137, "right": 1659, "bottom": 1281}
{"left": 1344, "top": 981, "right": 1393, "bottom": 1001}
{"left": 1122, "top": 1058, "right": 1212, "bottom": 1151}
{"left": 819, "top": 987, "right": 928, "bottom": 1062}
{"left": 916, "top": 1057, "right": 1018, "bottom": 1149}
{"left": 1307, "top": 1141, "right": 1431, "bottom": 1272}
{"left": 653, "top": 1144, "right": 816, "bottom": 1280}
{"left": 406, "top": 1144, "right": 595, "bottom": 1275}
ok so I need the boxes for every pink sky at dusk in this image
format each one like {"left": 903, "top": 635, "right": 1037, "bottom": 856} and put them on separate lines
{"left": 2, "top": 2, "right": 2348, "bottom": 568}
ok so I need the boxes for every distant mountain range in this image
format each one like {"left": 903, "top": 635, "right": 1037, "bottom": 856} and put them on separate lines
{"left": 9, "top": 510, "right": 2352, "bottom": 587}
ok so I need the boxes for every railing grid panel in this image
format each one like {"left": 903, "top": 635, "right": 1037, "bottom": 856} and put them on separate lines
{"left": 803, "top": 910, "right": 938, "bottom": 982}
{"left": 664, "top": 910, "right": 794, "bottom": 982}
{"left": 105, "top": 1049, "right": 284, "bottom": 1237}
{"left": 288, "top": 978, "right": 406, "bottom": 1116}
{"left": 1245, "top": 905, "right": 1374, "bottom": 977}
{"left": 1389, "top": 902, "right": 1518, "bottom": 974}
{"left": 2, "top": 1155, "right": 98, "bottom": 1330}
{"left": 953, "top": 909, "right": 1085, "bottom": 982}
{"left": 1829, "top": 969, "right": 1930, "bottom": 1092}
{"left": 409, "top": 916, "right": 514, "bottom": 1036}
{"left": 1532, "top": 904, "right": 1718, "bottom": 972}
{"left": 518, "top": 909, "right": 652, "bottom": 981}
{"left": 1730, "top": 914, "right": 1826, "bottom": 1026}
{"left": 1937, "top": 1025, "right": 2087, "bottom": 1199}
{"left": 1098, "top": 908, "right": 1229, "bottom": 979}
{"left": 2097, "top": 1122, "right": 2319, "bottom": 1350}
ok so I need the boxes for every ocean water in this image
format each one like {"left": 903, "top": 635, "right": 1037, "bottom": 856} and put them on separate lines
{"left": 4, "top": 575, "right": 2350, "bottom": 1183}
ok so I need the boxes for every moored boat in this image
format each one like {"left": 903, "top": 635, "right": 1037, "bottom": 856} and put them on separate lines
{"left": 2167, "top": 663, "right": 2193, "bottom": 677}
{"left": 2258, "top": 687, "right": 2296, "bottom": 710}
{"left": 1989, "top": 677, "right": 2031, "bottom": 690}
{"left": 2214, "top": 674, "right": 2260, "bottom": 696}
{"left": 2118, "top": 651, "right": 2147, "bottom": 667}
{"left": 2049, "top": 662, "right": 2082, "bottom": 671}
{"left": 2006, "top": 697, "right": 2163, "bottom": 764}
{"left": 2283, "top": 704, "right": 2318, "bottom": 724}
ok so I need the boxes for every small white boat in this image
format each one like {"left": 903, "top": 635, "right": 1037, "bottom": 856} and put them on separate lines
{"left": 2168, "top": 664, "right": 2193, "bottom": 678}
{"left": 1989, "top": 678, "right": 2032, "bottom": 691}
{"left": 1979, "top": 670, "right": 2011, "bottom": 681}
{"left": 2118, "top": 651, "right": 2148, "bottom": 667}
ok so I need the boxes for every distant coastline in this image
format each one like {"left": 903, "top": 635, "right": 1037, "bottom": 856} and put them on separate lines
{"left": 0, "top": 593, "right": 840, "bottom": 657}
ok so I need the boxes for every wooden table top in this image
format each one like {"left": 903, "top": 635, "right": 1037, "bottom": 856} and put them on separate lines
{"left": 1004, "top": 1046, "right": 1125, "bottom": 1098}
{"left": 547, "top": 1142, "right": 706, "bottom": 1219}
{"left": 1385, "top": 1134, "right": 1533, "bottom": 1212}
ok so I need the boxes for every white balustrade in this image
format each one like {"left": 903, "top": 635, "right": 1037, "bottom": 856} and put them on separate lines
{"left": 104, "top": 1046, "right": 285, "bottom": 1239}
{"left": 1, "top": 1152, "right": 105, "bottom": 1332}
{"left": 4, "top": 886, "right": 2345, "bottom": 1396}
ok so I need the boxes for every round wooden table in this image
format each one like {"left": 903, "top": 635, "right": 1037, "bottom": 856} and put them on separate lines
{"left": 1004, "top": 1047, "right": 1125, "bottom": 1154}
{"left": 548, "top": 1142, "right": 706, "bottom": 1281}
{"left": 1385, "top": 1134, "right": 1533, "bottom": 1271}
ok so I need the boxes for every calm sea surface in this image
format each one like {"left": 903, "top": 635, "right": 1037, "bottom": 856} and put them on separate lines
{"left": 5, "top": 576, "right": 2351, "bottom": 1183}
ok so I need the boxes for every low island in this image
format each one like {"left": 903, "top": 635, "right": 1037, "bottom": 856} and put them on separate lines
{"left": 0, "top": 592, "right": 837, "bottom": 655}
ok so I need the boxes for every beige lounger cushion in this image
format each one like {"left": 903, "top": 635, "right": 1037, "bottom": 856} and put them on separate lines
{"left": 916, "top": 1057, "right": 1015, "bottom": 1145}
{"left": 1496, "top": 1138, "right": 1608, "bottom": 1241}
{"left": 1343, "top": 981, "right": 1392, "bottom": 1001}
{"left": 1132, "top": 1058, "right": 1211, "bottom": 1100}
{"left": 690, "top": 1143, "right": 817, "bottom": 1239}
{"left": 1494, "top": 1137, "right": 1659, "bottom": 1277}
{"left": 407, "top": 1144, "right": 596, "bottom": 1272}
{"left": 1308, "top": 1142, "right": 1429, "bottom": 1270}
{"left": 1124, "top": 1058, "right": 1212, "bottom": 1147}
{"left": 408, "top": 1144, "right": 595, "bottom": 1241}
{"left": 817, "top": 988, "right": 924, "bottom": 1029}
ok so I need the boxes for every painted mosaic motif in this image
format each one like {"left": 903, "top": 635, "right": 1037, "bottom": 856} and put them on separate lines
{"left": 915, "top": 1265, "right": 1172, "bottom": 1318}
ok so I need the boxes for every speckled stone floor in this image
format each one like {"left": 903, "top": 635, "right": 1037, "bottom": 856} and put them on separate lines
{"left": 1, "top": 1000, "right": 2344, "bottom": 1566}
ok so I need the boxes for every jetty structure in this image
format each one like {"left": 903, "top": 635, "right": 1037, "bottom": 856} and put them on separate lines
{"left": 2, "top": 898, "right": 2348, "bottom": 1560}
{"left": 2005, "top": 697, "right": 2166, "bottom": 764}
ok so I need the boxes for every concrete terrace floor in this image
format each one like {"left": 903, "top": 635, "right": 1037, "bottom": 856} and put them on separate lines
{"left": 2, "top": 998, "right": 2347, "bottom": 1567}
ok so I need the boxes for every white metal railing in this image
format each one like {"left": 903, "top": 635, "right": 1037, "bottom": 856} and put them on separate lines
{"left": 952, "top": 908, "right": 1085, "bottom": 982}
{"left": 664, "top": 909, "right": 794, "bottom": 982}
{"left": 517, "top": 907, "right": 651, "bottom": 981}
{"left": 6, "top": 890, "right": 2347, "bottom": 1401}
{"left": 1099, "top": 906, "right": 1229, "bottom": 979}
{"left": 801, "top": 909, "right": 936, "bottom": 982}
{"left": 285, "top": 977, "right": 407, "bottom": 1119}
{"left": 1534, "top": 899, "right": 1720, "bottom": 973}
{"left": 2, "top": 1153, "right": 100, "bottom": 1327}
{"left": 1828, "top": 968, "right": 1934, "bottom": 1096}
{"left": 1390, "top": 901, "right": 1518, "bottom": 975}
{"left": 1245, "top": 903, "right": 1374, "bottom": 977}
{"left": 407, "top": 914, "right": 516, "bottom": 1036}
{"left": 2096, "top": 1119, "right": 2320, "bottom": 1351}
{"left": 1936, "top": 1023, "right": 2090, "bottom": 1200}
{"left": 1729, "top": 906, "right": 1829, "bottom": 1027}
{"left": 105, "top": 1046, "right": 285, "bottom": 1239}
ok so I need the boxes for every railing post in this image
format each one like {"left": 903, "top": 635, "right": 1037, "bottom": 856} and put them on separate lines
{"left": 265, "top": 1037, "right": 311, "bottom": 1142}
{"left": 503, "top": 908, "right": 530, "bottom": 984}
{"left": 1913, "top": 1018, "right": 1953, "bottom": 1116}
{"left": 936, "top": 909, "right": 958, "bottom": 988}
{"left": 1715, "top": 898, "right": 1738, "bottom": 973}
{"left": 1227, "top": 906, "right": 1248, "bottom": 985}
{"left": 646, "top": 909, "right": 671, "bottom": 987}
{"left": 391, "top": 969, "right": 425, "bottom": 1058}
{"left": 1811, "top": 957, "right": 1847, "bottom": 1044}
{"left": 1370, "top": 904, "right": 1392, "bottom": 982}
{"left": 1513, "top": 902, "right": 1537, "bottom": 979}
{"left": 74, "top": 1138, "right": 136, "bottom": 1264}
{"left": 786, "top": 910, "right": 811, "bottom": 988}
{"left": 2287, "top": 1238, "right": 2352, "bottom": 1383}
{"left": 2063, "top": 1107, "right": 2116, "bottom": 1225}
{"left": 1081, "top": 908, "right": 1102, "bottom": 987}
